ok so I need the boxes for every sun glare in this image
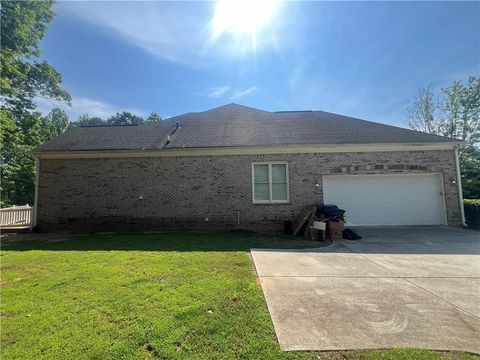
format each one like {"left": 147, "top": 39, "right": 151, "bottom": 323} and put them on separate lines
{"left": 211, "top": 0, "right": 280, "bottom": 43}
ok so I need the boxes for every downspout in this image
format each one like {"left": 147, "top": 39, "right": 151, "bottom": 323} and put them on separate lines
{"left": 32, "top": 157, "right": 40, "bottom": 230}
{"left": 454, "top": 147, "right": 466, "bottom": 227}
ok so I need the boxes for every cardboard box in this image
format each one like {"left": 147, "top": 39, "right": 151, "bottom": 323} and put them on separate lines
{"left": 328, "top": 220, "right": 345, "bottom": 231}
{"left": 329, "top": 230, "right": 343, "bottom": 240}
{"left": 327, "top": 220, "right": 345, "bottom": 240}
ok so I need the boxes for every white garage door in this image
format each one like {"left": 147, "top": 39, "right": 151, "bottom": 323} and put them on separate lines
{"left": 323, "top": 173, "right": 447, "bottom": 226}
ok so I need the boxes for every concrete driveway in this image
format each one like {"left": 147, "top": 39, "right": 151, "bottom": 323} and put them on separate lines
{"left": 251, "top": 226, "right": 480, "bottom": 353}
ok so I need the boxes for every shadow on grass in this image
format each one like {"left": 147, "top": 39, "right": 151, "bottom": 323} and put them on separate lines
{"left": 2, "top": 228, "right": 478, "bottom": 254}
{"left": 0, "top": 231, "right": 326, "bottom": 252}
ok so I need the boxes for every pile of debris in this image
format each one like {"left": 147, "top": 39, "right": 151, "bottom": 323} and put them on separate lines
{"left": 288, "top": 204, "right": 361, "bottom": 241}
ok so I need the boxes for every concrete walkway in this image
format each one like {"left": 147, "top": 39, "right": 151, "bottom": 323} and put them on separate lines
{"left": 251, "top": 227, "right": 480, "bottom": 353}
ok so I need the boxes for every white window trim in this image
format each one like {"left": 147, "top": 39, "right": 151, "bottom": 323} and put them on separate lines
{"left": 252, "top": 162, "right": 289, "bottom": 204}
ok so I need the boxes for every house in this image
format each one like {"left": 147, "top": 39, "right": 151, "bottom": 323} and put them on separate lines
{"left": 32, "top": 103, "right": 465, "bottom": 232}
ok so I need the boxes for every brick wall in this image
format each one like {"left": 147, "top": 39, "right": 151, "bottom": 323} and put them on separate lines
{"left": 37, "top": 150, "right": 461, "bottom": 231}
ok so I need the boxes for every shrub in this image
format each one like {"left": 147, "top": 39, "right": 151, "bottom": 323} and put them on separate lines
{"left": 464, "top": 199, "right": 480, "bottom": 229}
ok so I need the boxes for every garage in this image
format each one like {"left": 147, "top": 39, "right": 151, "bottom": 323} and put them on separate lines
{"left": 323, "top": 173, "right": 447, "bottom": 226}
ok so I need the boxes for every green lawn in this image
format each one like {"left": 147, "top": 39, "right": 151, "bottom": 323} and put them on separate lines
{"left": 1, "top": 232, "right": 478, "bottom": 360}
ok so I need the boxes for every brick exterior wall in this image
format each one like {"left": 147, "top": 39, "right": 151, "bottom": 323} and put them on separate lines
{"left": 37, "top": 150, "right": 462, "bottom": 232}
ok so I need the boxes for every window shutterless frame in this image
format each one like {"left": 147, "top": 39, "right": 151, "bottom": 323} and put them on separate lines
{"left": 251, "top": 162, "right": 289, "bottom": 204}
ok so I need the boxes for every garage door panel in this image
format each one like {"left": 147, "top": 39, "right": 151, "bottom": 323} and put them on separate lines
{"left": 323, "top": 174, "right": 446, "bottom": 226}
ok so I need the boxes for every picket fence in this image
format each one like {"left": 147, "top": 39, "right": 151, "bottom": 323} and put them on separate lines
{"left": 0, "top": 205, "right": 32, "bottom": 229}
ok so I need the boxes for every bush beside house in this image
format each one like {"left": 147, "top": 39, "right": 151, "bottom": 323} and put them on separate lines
{"left": 464, "top": 199, "right": 480, "bottom": 229}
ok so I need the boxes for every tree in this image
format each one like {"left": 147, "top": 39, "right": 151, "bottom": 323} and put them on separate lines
{"left": 0, "top": 1, "right": 71, "bottom": 206}
{"left": 1, "top": 111, "right": 44, "bottom": 206}
{"left": 107, "top": 112, "right": 144, "bottom": 126}
{"left": 406, "top": 77, "right": 480, "bottom": 198}
{"left": 42, "top": 108, "right": 69, "bottom": 138}
{"left": 146, "top": 112, "right": 162, "bottom": 123}
{"left": 406, "top": 87, "right": 441, "bottom": 135}
{"left": 442, "top": 77, "right": 480, "bottom": 145}
{"left": 460, "top": 146, "right": 480, "bottom": 198}
{"left": 71, "top": 112, "right": 162, "bottom": 127}
{"left": 0, "top": 1, "right": 71, "bottom": 111}
{"left": 0, "top": 111, "right": 21, "bottom": 205}
{"left": 73, "top": 114, "right": 106, "bottom": 127}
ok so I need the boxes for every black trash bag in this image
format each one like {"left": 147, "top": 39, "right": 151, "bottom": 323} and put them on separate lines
{"left": 315, "top": 204, "right": 346, "bottom": 219}
{"left": 342, "top": 228, "right": 362, "bottom": 240}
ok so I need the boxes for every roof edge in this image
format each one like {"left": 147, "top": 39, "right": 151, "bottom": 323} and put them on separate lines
{"left": 309, "top": 109, "right": 462, "bottom": 142}
{"left": 32, "top": 141, "right": 462, "bottom": 159}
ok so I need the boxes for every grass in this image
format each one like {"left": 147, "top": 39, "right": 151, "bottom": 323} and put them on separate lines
{"left": 1, "top": 232, "right": 478, "bottom": 360}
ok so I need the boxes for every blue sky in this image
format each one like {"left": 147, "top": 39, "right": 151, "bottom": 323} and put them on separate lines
{"left": 37, "top": 1, "right": 479, "bottom": 127}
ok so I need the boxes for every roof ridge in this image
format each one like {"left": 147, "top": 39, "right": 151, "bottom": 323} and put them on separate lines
{"left": 275, "top": 110, "right": 313, "bottom": 113}
{"left": 201, "top": 103, "right": 270, "bottom": 113}
{"left": 161, "top": 103, "right": 270, "bottom": 122}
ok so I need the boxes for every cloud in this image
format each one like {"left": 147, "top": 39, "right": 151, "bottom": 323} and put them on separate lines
{"left": 35, "top": 96, "right": 146, "bottom": 121}
{"left": 205, "top": 86, "right": 230, "bottom": 98}
{"left": 196, "top": 85, "right": 257, "bottom": 100}
{"left": 231, "top": 86, "right": 257, "bottom": 100}
{"left": 55, "top": 2, "right": 287, "bottom": 65}
{"left": 56, "top": 2, "right": 209, "bottom": 63}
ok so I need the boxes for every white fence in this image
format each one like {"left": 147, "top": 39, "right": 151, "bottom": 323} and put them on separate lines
{"left": 0, "top": 205, "right": 32, "bottom": 229}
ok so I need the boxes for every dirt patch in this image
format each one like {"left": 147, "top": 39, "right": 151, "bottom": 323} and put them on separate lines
{"left": 1, "top": 232, "right": 74, "bottom": 244}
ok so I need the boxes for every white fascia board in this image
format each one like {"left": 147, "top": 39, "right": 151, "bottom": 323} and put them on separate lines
{"left": 33, "top": 142, "right": 460, "bottom": 159}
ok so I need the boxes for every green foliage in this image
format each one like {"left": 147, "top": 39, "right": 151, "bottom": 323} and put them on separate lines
{"left": 0, "top": 1, "right": 70, "bottom": 206}
{"left": 460, "top": 146, "right": 480, "bottom": 199}
{"left": 1, "top": 232, "right": 475, "bottom": 360}
{"left": 406, "top": 87, "right": 440, "bottom": 134}
{"left": 107, "top": 111, "right": 144, "bottom": 126}
{"left": 0, "top": 109, "right": 68, "bottom": 206}
{"left": 71, "top": 113, "right": 106, "bottom": 127}
{"left": 0, "top": 110, "right": 21, "bottom": 205}
{"left": 407, "top": 77, "right": 480, "bottom": 143}
{"left": 146, "top": 112, "right": 162, "bottom": 123}
{"left": 441, "top": 77, "right": 480, "bottom": 144}
{"left": 464, "top": 199, "right": 480, "bottom": 229}
{"left": 71, "top": 111, "right": 163, "bottom": 127}
{"left": 42, "top": 108, "right": 69, "bottom": 138}
{"left": 0, "top": 1, "right": 71, "bottom": 110}
{"left": 406, "top": 77, "right": 480, "bottom": 198}
{"left": 1, "top": 110, "right": 40, "bottom": 206}
{"left": 1, "top": 1, "right": 52, "bottom": 58}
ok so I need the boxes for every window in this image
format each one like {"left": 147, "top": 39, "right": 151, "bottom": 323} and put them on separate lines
{"left": 252, "top": 162, "right": 289, "bottom": 203}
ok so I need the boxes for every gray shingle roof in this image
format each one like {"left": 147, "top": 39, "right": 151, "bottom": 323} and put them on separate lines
{"left": 34, "top": 103, "right": 456, "bottom": 152}
{"left": 34, "top": 123, "right": 170, "bottom": 152}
